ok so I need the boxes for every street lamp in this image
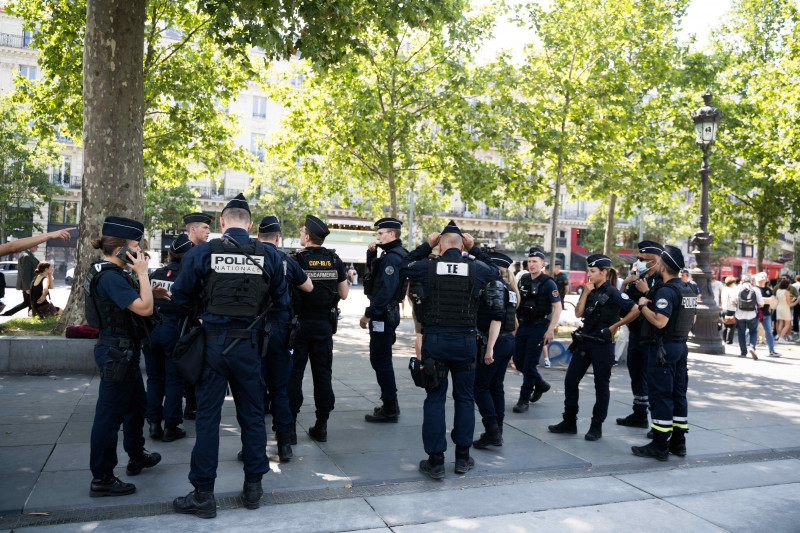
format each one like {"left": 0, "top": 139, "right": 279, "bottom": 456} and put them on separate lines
{"left": 689, "top": 91, "right": 724, "bottom": 354}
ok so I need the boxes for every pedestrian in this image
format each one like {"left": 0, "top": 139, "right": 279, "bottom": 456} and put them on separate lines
{"left": 732, "top": 273, "right": 763, "bottom": 360}
{"left": 775, "top": 279, "right": 798, "bottom": 344}
{"left": 84, "top": 216, "right": 161, "bottom": 497}
{"left": 753, "top": 272, "right": 780, "bottom": 357}
{"left": 30, "top": 262, "right": 62, "bottom": 317}
{"left": 616, "top": 241, "right": 664, "bottom": 430}
{"left": 143, "top": 234, "right": 194, "bottom": 444}
{"left": 793, "top": 275, "right": 800, "bottom": 339}
{"left": 711, "top": 271, "right": 723, "bottom": 307}
{"left": 253, "top": 215, "right": 312, "bottom": 461}
{"left": 171, "top": 194, "right": 288, "bottom": 517}
{"left": 361, "top": 218, "right": 409, "bottom": 423}
{"left": 721, "top": 276, "right": 738, "bottom": 344}
{"left": 512, "top": 247, "right": 562, "bottom": 414}
{"left": 286, "top": 215, "right": 348, "bottom": 444}
{"left": 548, "top": 254, "right": 638, "bottom": 441}
{"left": 180, "top": 212, "right": 212, "bottom": 422}
{"left": 631, "top": 245, "right": 697, "bottom": 461}
{"left": 473, "top": 252, "right": 518, "bottom": 450}
{"left": 1, "top": 244, "right": 38, "bottom": 317}
{"left": 679, "top": 268, "right": 700, "bottom": 300}
{"left": 404, "top": 223, "right": 500, "bottom": 479}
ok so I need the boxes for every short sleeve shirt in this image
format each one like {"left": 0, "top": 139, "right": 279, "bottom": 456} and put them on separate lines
{"left": 95, "top": 267, "right": 139, "bottom": 314}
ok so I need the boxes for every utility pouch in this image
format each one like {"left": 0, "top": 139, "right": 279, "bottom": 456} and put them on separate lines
{"left": 409, "top": 357, "right": 425, "bottom": 388}
{"left": 103, "top": 347, "right": 133, "bottom": 382}
{"left": 476, "top": 333, "right": 488, "bottom": 365}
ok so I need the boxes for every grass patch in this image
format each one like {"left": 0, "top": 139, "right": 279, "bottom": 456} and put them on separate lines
{"left": 0, "top": 315, "right": 59, "bottom": 336}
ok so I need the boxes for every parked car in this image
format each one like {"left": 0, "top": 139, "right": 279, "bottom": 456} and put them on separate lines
{"left": 569, "top": 270, "right": 587, "bottom": 294}
{"left": 65, "top": 267, "right": 75, "bottom": 285}
{"left": 0, "top": 260, "right": 18, "bottom": 288}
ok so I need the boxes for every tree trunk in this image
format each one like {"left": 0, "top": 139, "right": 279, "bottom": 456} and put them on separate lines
{"left": 54, "top": 0, "right": 146, "bottom": 334}
{"left": 549, "top": 90, "right": 570, "bottom": 263}
{"left": 603, "top": 193, "right": 617, "bottom": 255}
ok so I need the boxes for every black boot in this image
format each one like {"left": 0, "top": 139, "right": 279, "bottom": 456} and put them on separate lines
{"left": 419, "top": 452, "right": 445, "bottom": 480}
{"left": 454, "top": 446, "right": 475, "bottom": 474}
{"left": 148, "top": 420, "right": 163, "bottom": 440}
{"left": 512, "top": 396, "right": 529, "bottom": 413}
{"left": 242, "top": 481, "right": 263, "bottom": 510}
{"left": 162, "top": 423, "right": 187, "bottom": 442}
{"left": 530, "top": 380, "right": 551, "bottom": 403}
{"left": 308, "top": 420, "right": 328, "bottom": 442}
{"left": 646, "top": 429, "right": 654, "bottom": 439}
{"left": 90, "top": 476, "right": 136, "bottom": 497}
{"left": 126, "top": 450, "right": 162, "bottom": 476}
{"left": 289, "top": 422, "right": 298, "bottom": 445}
{"left": 585, "top": 420, "right": 602, "bottom": 441}
{"left": 365, "top": 399, "right": 400, "bottom": 423}
{"left": 669, "top": 427, "right": 687, "bottom": 457}
{"left": 276, "top": 431, "right": 293, "bottom": 462}
{"left": 472, "top": 423, "right": 503, "bottom": 449}
{"left": 616, "top": 412, "right": 649, "bottom": 428}
{"left": 548, "top": 414, "right": 578, "bottom": 434}
{"left": 632, "top": 434, "right": 670, "bottom": 461}
{"left": 173, "top": 489, "right": 217, "bottom": 519}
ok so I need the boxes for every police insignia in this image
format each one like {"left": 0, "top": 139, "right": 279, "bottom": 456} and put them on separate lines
{"left": 656, "top": 298, "right": 669, "bottom": 309}
{"left": 385, "top": 265, "right": 395, "bottom": 275}
{"left": 620, "top": 293, "right": 630, "bottom": 300}
{"left": 552, "top": 290, "right": 559, "bottom": 298}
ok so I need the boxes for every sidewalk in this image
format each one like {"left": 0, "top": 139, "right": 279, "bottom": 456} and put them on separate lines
{"left": 2, "top": 288, "right": 800, "bottom": 531}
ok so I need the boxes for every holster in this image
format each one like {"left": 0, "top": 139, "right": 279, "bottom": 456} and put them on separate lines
{"left": 330, "top": 308, "right": 339, "bottom": 335}
{"left": 476, "top": 333, "right": 488, "bottom": 365}
{"left": 409, "top": 357, "right": 425, "bottom": 388}
{"left": 656, "top": 340, "right": 667, "bottom": 365}
{"left": 421, "top": 358, "right": 443, "bottom": 390}
{"left": 287, "top": 316, "right": 300, "bottom": 349}
{"left": 102, "top": 347, "right": 134, "bottom": 382}
{"left": 260, "top": 322, "right": 273, "bottom": 359}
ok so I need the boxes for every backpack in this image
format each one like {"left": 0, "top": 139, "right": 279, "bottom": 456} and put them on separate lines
{"left": 738, "top": 286, "right": 757, "bottom": 311}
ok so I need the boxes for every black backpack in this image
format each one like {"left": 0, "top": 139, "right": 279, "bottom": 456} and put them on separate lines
{"left": 738, "top": 286, "right": 757, "bottom": 311}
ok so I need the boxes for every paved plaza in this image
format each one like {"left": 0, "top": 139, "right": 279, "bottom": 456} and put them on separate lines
{"left": 2, "top": 288, "right": 800, "bottom": 531}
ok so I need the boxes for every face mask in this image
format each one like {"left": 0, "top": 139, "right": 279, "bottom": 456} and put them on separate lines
{"left": 634, "top": 259, "right": 650, "bottom": 275}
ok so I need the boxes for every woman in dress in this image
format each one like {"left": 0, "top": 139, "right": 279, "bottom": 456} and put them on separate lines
{"left": 775, "top": 279, "right": 798, "bottom": 343}
{"left": 30, "top": 262, "right": 62, "bottom": 317}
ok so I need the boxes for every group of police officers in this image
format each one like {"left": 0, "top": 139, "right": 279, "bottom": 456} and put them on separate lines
{"left": 83, "top": 194, "right": 697, "bottom": 518}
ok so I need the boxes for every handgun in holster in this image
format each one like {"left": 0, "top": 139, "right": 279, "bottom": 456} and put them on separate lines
{"left": 287, "top": 315, "right": 300, "bottom": 349}
{"left": 476, "top": 333, "right": 488, "bottom": 365}
{"left": 260, "top": 321, "right": 273, "bottom": 359}
{"left": 103, "top": 347, "right": 134, "bottom": 382}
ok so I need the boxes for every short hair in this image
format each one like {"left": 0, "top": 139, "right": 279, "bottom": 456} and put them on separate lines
{"left": 659, "top": 257, "right": 680, "bottom": 277}
{"left": 779, "top": 279, "right": 790, "bottom": 290}
{"left": 307, "top": 232, "right": 324, "bottom": 246}
{"left": 258, "top": 231, "right": 280, "bottom": 242}
{"left": 440, "top": 232, "right": 462, "bottom": 248}
{"left": 386, "top": 228, "right": 401, "bottom": 240}
{"left": 724, "top": 276, "right": 737, "bottom": 286}
{"left": 221, "top": 207, "right": 250, "bottom": 225}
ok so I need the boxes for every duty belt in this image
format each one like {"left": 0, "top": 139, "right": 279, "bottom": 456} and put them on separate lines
{"left": 205, "top": 328, "right": 254, "bottom": 339}
{"left": 98, "top": 335, "right": 134, "bottom": 349}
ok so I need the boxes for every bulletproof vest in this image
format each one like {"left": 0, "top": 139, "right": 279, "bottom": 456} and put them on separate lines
{"left": 418, "top": 256, "right": 478, "bottom": 328}
{"left": 202, "top": 238, "right": 270, "bottom": 317}
{"left": 83, "top": 261, "right": 138, "bottom": 337}
{"left": 149, "top": 264, "right": 187, "bottom": 317}
{"left": 477, "top": 280, "right": 517, "bottom": 333}
{"left": 582, "top": 285, "right": 621, "bottom": 334}
{"left": 363, "top": 244, "right": 409, "bottom": 303}
{"left": 517, "top": 273, "right": 554, "bottom": 325}
{"left": 292, "top": 247, "right": 340, "bottom": 318}
{"left": 662, "top": 282, "right": 698, "bottom": 338}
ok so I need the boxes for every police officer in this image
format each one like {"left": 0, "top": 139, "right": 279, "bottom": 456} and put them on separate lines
{"left": 361, "top": 218, "right": 409, "bottom": 423}
{"left": 549, "top": 254, "right": 638, "bottom": 441}
{"left": 473, "top": 252, "right": 519, "bottom": 449}
{"left": 257, "top": 215, "right": 312, "bottom": 460}
{"left": 181, "top": 212, "right": 212, "bottom": 421}
{"left": 84, "top": 216, "right": 161, "bottom": 497}
{"left": 512, "top": 247, "right": 562, "bottom": 413}
{"left": 143, "top": 234, "right": 194, "bottom": 442}
{"left": 405, "top": 222, "right": 500, "bottom": 479}
{"left": 171, "top": 194, "right": 288, "bottom": 517}
{"left": 553, "top": 259, "right": 569, "bottom": 301}
{"left": 287, "top": 215, "right": 349, "bottom": 443}
{"left": 632, "top": 246, "right": 697, "bottom": 461}
{"left": 616, "top": 241, "right": 664, "bottom": 429}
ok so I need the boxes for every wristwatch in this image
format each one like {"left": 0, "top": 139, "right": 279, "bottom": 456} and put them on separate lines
{"left": 638, "top": 303, "right": 646, "bottom": 312}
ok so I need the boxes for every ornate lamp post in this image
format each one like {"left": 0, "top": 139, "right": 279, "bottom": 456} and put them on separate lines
{"left": 688, "top": 92, "right": 724, "bottom": 354}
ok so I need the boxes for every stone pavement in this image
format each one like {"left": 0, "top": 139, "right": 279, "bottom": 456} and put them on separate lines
{"left": 2, "top": 288, "right": 800, "bottom": 531}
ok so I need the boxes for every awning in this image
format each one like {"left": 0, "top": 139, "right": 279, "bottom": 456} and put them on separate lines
{"left": 720, "top": 256, "right": 783, "bottom": 268}
{"left": 615, "top": 253, "right": 637, "bottom": 266}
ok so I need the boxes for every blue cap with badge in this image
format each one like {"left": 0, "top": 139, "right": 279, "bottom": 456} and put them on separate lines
{"left": 169, "top": 233, "right": 194, "bottom": 254}
{"left": 528, "top": 247, "right": 545, "bottom": 259}
{"left": 488, "top": 252, "right": 513, "bottom": 269}
{"left": 661, "top": 245, "right": 685, "bottom": 271}
{"left": 259, "top": 215, "right": 280, "bottom": 234}
{"left": 638, "top": 240, "right": 664, "bottom": 255}
{"left": 182, "top": 212, "right": 212, "bottom": 225}
{"left": 102, "top": 216, "right": 144, "bottom": 241}
{"left": 586, "top": 254, "right": 612, "bottom": 268}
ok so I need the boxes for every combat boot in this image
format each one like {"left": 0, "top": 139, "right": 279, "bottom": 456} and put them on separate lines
{"left": 365, "top": 399, "right": 400, "bottom": 423}
{"left": 530, "top": 380, "right": 551, "bottom": 403}
{"left": 669, "top": 427, "right": 687, "bottom": 457}
{"left": 162, "top": 423, "right": 187, "bottom": 442}
{"left": 585, "top": 420, "right": 602, "bottom": 441}
{"left": 288, "top": 421, "right": 298, "bottom": 445}
{"left": 632, "top": 434, "right": 670, "bottom": 461}
{"left": 419, "top": 452, "right": 445, "bottom": 480}
{"left": 616, "top": 412, "right": 649, "bottom": 428}
{"left": 454, "top": 446, "right": 475, "bottom": 474}
{"left": 173, "top": 488, "right": 217, "bottom": 519}
{"left": 90, "top": 476, "right": 136, "bottom": 497}
{"left": 148, "top": 420, "right": 163, "bottom": 440}
{"left": 472, "top": 423, "right": 503, "bottom": 449}
{"left": 548, "top": 414, "right": 578, "bottom": 434}
{"left": 276, "top": 431, "right": 293, "bottom": 462}
{"left": 512, "top": 395, "right": 529, "bottom": 413}
{"left": 126, "top": 450, "right": 161, "bottom": 476}
{"left": 308, "top": 420, "right": 328, "bottom": 442}
{"left": 242, "top": 481, "right": 263, "bottom": 510}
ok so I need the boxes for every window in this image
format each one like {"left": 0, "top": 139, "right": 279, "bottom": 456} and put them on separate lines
{"left": 52, "top": 157, "right": 71, "bottom": 185}
{"left": 250, "top": 134, "right": 265, "bottom": 161}
{"left": 19, "top": 65, "right": 36, "bottom": 80}
{"left": 49, "top": 200, "right": 79, "bottom": 224}
{"left": 22, "top": 30, "right": 33, "bottom": 47}
{"left": 252, "top": 97, "right": 267, "bottom": 119}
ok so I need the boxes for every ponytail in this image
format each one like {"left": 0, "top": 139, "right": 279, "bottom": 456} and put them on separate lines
{"left": 90, "top": 235, "right": 127, "bottom": 256}
{"left": 604, "top": 267, "right": 618, "bottom": 289}
{"left": 34, "top": 261, "right": 52, "bottom": 275}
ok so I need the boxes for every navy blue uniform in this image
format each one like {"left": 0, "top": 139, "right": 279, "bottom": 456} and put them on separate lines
{"left": 564, "top": 281, "right": 634, "bottom": 423}
{"left": 171, "top": 228, "right": 288, "bottom": 492}
{"left": 624, "top": 272, "right": 662, "bottom": 417}
{"left": 404, "top": 244, "right": 500, "bottom": 456}
{"left": 89, "top": 266, "right": 147, "bottom": 479}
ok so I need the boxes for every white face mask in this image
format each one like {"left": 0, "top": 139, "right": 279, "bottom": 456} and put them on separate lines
{"left": 634, "top": 259, "right": 650, "bottom": 275}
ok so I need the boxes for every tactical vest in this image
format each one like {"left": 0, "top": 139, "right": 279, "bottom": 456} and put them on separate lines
{"left": 517, "top": 273, "right": 554, "bottom": 325}
{"left": 555, "top": 272, "right": 569, "bottom": 299}
{"left": 418, "top": 256, "right": 478, "bottom": 328}
{"left": 660, "top": 282, "right": 698, "bottom": 339}
{"left": 149, "top": 264, "right": 187, "bottom": 317}
{"left": 83, "top": 261, "right": 138, "bottom": 337}
{"left": 477, "top": 280, "right": 517, "bottom": 333}
{"left": 582, "top": 285, "right": 621, "bottom": 335}
{"left": 292, "top": 247, "right": 340, "bottom": 318}
{"left": 363, "top": 244, "right": 408, "bottom": 303}
{"left": 202, "top": 238, "right": 270, "bottom": 317}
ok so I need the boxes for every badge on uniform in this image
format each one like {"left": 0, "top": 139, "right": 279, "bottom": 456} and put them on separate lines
{"left": 656, "top": 298, "right": 669, "bottom": 309}
{"left": 509, "top": 292, "right": 518, "bottom": 304}
{"left": 435, "top": 262, "right": 467, "bottom": 276}
{"left": 621, "top": 293, "right": 630, "bottom": 300}
{"left": 385, "top": 265, "right": 395, "bottom": 275}
{"left": 372, "top": 321, "right": 385, "bottom": 332}
{"left": 552, "top": 290, "right": 559, "bottom": 298}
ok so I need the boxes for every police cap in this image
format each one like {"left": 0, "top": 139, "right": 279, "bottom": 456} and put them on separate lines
{"left": 304, "top": 214, "right": 330, "bottom": 238}
{"left": 528, "top": 247, "right": 545, "bottom": 260}
{"left": 223, "top": 193, "right": 250, "bottom": 214}
{"left": 441, "top": 220, "right": 462, "bottom": 236}
{"left": 259, "top": 215, "right": 280, "bottom": 234}
{"left": 169, "top": 233, "right": 194, "bottom": 254}
{"left": 638, "top": 240, "right": 664, "bottom": 255}
{"left": 488, "top": 252, "right": 513, "bottom": 269}
{"left": 182, "top": 212, "right": 212, "bottom": 225}
{"left": 374, "top": 217, "right": 402, "bottom": 230}
{"left": 102, "top": 216, "right": 144, "bottom": 241}
{"left": 587, "top": 254, "right": 612, "bottom": 268}
{"left": 661, "top": 245, "right": 685, "bottom": 271}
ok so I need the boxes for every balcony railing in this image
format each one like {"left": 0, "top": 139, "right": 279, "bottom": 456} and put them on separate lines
{"left": 52, "top": 175, "right": 81, "bottom": 189}
{"left": 0, "top": 33, "right": 34, "bottom": 49}
{"left": 556, "top": 237, "right": 568, "bottom": 248}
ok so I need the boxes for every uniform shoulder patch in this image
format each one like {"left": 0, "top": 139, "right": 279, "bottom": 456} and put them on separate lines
{"left": 656, "top": 298, "right": 669, "bottom": 309}
{"left": 384, "top": 265, "right": 395, "bottom": 275}
{"left": 620, "top": 293, "right": 630, "bottom": 300}
{"left": 552, "top": 290, "right": 560, "bottom": 298}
